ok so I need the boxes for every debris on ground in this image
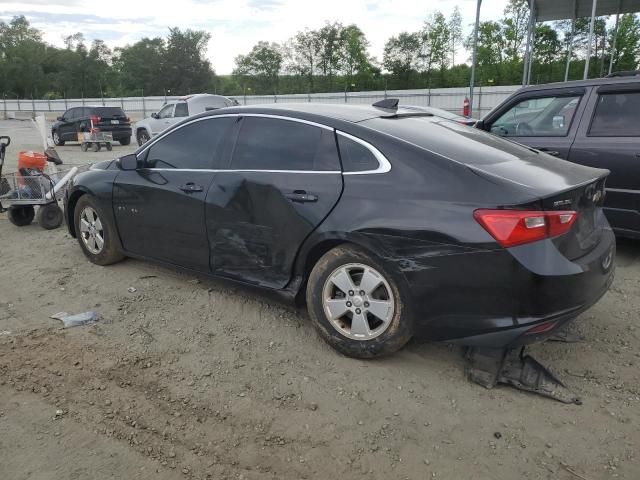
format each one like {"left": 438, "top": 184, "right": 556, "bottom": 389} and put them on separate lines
{"left": 127, "top": 287, "right": 137, "bottom": 293}
{"left": 465, "top": 347, "right": 582, "bottom": 404}
{"left": 50, "top": 311, "right": 98, "bottom": 328}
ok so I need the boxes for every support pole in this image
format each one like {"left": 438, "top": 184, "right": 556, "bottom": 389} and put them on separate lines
{"left": 469, "top": 0, "right": 482, "bottom": 118}
{"left": 564, "top": 17, "right": 576, "bottom": 81}
{"left": 527, "top": 6, "right": 536, "bottom": 85}
{"left": 522, "top": 0, "right": 535, "bottom": 86}
{"left": 584, "top": 0, "right": 598, "bottom": 80}
{"left": 608, "top": 1, "right": 622, "bottom": 76}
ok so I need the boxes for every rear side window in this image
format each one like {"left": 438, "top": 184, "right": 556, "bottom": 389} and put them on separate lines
{"left": 589, "top": 92, "right": 640, "bottom": 137}
{"left": 145, "top": 117, "right": 235, "bottom": 169}
{"left": 231, "top": 117, "right": 339, "bottom": 171}
{"left": 490, "top": 95, "right": 581, "bottom": 137}
{"left": 337, "top": 134, "right": 379, "bottom": 172}
{"left": 175, "top": 103, "right": 189, "bottom": 118}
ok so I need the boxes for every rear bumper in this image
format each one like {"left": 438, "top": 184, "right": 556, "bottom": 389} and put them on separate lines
{"left": 406, "top": 228, "right": 616, "bottom": 347}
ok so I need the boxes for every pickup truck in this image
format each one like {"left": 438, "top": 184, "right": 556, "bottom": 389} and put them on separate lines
{"left": 477, "top": 74, "right": 640, "bottom": 239}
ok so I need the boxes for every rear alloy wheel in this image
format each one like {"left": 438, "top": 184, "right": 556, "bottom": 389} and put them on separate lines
{"left": 37, "top": 203, "right": 63, "bottom": 230}
{"left": 74, "top": 195, "right": 124, "bottom": 265}
{"left": 7, "top": 205, "right": 35, "bottom": 226}
{"left": 137, "top": 130, "right": 150, "bottom": 146}
{"left": 306, "top": 245, "right": 413, "bottom": 358}
{"left": 52, "top": 130, "right": 65, "bottom": 146}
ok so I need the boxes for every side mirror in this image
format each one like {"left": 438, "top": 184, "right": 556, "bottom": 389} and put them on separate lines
{"left": 151, "top": 112, "right": 159, "bottom": 119}
{"left": 117, "top": 154, "right": 139, "bottom": 171}
{"left": 474, "top": 120, "right": 485, "bottom": 130}
{"left": 57, "top": 116, "right": 64, "bottom": 121}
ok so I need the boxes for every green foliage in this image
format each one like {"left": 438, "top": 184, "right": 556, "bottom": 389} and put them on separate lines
{"left": 0, "top": 11, "right": 639, "bottom": 100}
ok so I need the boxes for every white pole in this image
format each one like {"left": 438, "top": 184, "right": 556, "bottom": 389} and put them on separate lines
{"left": 522, "top": 0, "right": 535, "bottom": 86}
{"left": 608, "top": 1, "right": 622, "bottom": 75}
{"left": 469, "top": 0, "right": 482, "bottom": 118}
{"left": 584, "top": 0, "right": 598, "bottom": 79}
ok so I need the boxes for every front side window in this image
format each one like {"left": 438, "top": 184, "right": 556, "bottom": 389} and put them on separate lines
{"left": 231, "top": 117, "right": 338, "bottom": 171}
{"left": 145, "top": 117, "right": 235, "bottom": 169}
{"left": 589, "top": 91, "right": 640, "bottom": 137}
{"left": 158, "top": 104, "right": 174, "bottom": 119}
{"left": 174, "top": 103, "right": 189, "bottom": 118}
{"left": 491, "top": 95, "right": 581, "bottom": 137}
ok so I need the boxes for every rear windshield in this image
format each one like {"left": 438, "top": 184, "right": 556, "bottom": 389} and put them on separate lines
{"left": 93, "top": 107, "right": 127, "bottom": 118}
{"left": 361, "top": 116, "right": 537, "bottom": 165}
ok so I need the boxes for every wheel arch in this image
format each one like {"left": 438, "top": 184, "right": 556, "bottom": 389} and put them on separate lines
{"left": 291, "top": 233, "right": 390, "bottom": 305}
{"left": 66, "top": 187, "right": 90, "bottom": 237}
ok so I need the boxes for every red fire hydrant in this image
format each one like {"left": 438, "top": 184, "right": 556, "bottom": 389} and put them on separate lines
{"left": 463, "top": 97, "right": 470, "bottom": 117}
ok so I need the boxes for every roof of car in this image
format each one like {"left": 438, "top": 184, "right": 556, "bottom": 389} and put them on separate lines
{"left": 205, "top": 103, "right": 423, "bottom": 124}
{"left": 517, "top": 75, "right": 640, "bottom": 92}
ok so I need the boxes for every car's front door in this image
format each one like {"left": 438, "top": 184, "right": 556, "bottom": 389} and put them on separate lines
{"left": 568, "top": 85, "right": 640, "bottom": 235}
{"left": 483, "top": 88, "right": 587, "bottom": 159}
{"left": 151, "top": 104, "right": 176, "bottom": 136}
{"left": 113, "top": 116, "right": 236, "bottom": 271}
{"left": 205, "top": 115, "right": 343, "bottom": 289}
{"left": 59, "top": 108, "right": 79, "bottom": 141}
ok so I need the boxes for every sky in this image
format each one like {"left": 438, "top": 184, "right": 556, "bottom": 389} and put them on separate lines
{"left": 0, "top": 0, "right": 511, "bottom": 74}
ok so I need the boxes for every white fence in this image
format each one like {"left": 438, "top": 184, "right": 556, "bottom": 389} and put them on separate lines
{"left": 1, "top": 85, "right": 520, "bottom": 120}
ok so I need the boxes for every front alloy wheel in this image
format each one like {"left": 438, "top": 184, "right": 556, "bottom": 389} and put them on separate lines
{"left": 79, "top": 206, "right": 104, "bottom": 254}
{"left": 73, "top": 195, "right": 124, "bottom": 265}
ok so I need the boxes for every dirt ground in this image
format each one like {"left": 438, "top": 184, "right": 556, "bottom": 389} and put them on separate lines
{"left": 1, "top": 119, "right": 639, "bottom": 480}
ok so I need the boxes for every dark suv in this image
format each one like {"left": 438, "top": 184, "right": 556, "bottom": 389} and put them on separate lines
{"left": 478, "top": 75, "right": 640, "bottom": 239}
{"left": 52, "top": 106, "right": 132, "bottom": 146}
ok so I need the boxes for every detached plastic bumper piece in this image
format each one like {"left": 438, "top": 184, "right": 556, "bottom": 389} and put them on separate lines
{"left": 465, "top": 347, "right": 582, "bottom": 405}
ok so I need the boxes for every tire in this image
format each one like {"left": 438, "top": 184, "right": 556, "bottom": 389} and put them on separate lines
{"left": 52, "top": 130, "right": 65, "bottom": 146}
{"left": 81, "top": 143, "right": 88, "bottom": 152}
{"left": 91, "top": 143, "right": 100, "bottom": 152}
{"left": 137, "top": 130, "right": 150, "bottom": 146}
{"left": 73, "top": 195, "right": 124, "bottom": 266}
{"left": 37, "top": 203, "right": 63, "bottom": 230}
{"left": 119, "top": 136, "right": 131, "bottom": 146}
{"left": 106, "top": 142, "right": 113, "bottom": 151}
{"left": 7, "top": 205, "right": 35, "bottom": 226}
{"left": 306, "top": 245, "right": 413, "bottom": 359}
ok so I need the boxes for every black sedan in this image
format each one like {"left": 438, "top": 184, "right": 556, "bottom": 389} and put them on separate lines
{"left": 64, "top": 101, "right": 615, "bottom": 358}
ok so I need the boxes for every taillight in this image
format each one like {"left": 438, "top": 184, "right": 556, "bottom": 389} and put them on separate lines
{"left": 89, "top": 115, "right": 101, "bottom": 124}
{"left": 474, "top": 209, "right": 577, "bottom": 247}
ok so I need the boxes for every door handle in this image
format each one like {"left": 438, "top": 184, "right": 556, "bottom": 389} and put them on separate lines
{"left": 285, "top": 190, "right": 318, "bottom": 203}
{"left": 538, "top": 148, "right": 560, "bottom": 157}
{"left": 179, "top": 182, "right": 203, "bottom": 193}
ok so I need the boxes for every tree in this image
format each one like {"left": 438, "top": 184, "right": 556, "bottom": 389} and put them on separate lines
{"left": 116, "top": 38, "right": 166, "bottom": 95}
{"left": 502, "top": 0, "right": 529, "bottom": 62}
{"left": 234, "top": 41, "right": 283, "bottom": 94}
{"left": 316, "top": 22, "right": 344, "bottom": 90}
{"left": 466, "top": 21, "right": 505, "bottom": 84}
{"left": 339, "top": 24, "right": 371, "bottom": 84}
{"left": 163, "top": 28, "right": 214, "bottom": 94}
{"left": 286, "top": 29, "right": 321, "bottom": 91}
{"left": 449, "top": 6, "right": 462, "bottom": 66}
{"left": 425, "top": 12, "right": 450, "bottom": 80}
{"left": 383, "top": 32, "right": 422, "bottom": 87}
{"left": 533, "top": 24, "right": 561, "bottom": 80}
{"left": 611, "top": 14, "right": 640, "bottom": 71}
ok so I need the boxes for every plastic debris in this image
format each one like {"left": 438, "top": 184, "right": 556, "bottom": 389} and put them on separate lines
{"left": 0, "top": 330, "right": 11, "bottom": 336}
{"left": 127, "top": 287, "right": 137, "bottom": 293}
{"left": 51, "top": 311, "right": 98, "bottom": 328}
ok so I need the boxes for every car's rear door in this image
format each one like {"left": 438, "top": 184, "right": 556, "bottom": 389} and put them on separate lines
{"left": 205, "top": 115, "right": 343, "bottom": 289}
{"left": 482, "top": 88, "right": 587, "bottom": 159}
{"left": 113, "top": 116, "right": 236, "bottom": 271}
{"left": 568, "top": 84, "right": 640, "bottom": 236}
{"left": 59, "top": 108, "right": 79, "bottom": 141}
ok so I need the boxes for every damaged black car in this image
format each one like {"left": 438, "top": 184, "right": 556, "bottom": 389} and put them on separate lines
{"left": 64, "top": 101, "right": 616, "bottom": 359}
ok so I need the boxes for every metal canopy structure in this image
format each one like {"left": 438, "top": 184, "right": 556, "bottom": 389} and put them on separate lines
{"left": 467, "top": 0, "right": 640, "bottom": 117}
{"left": 530, "top": 0, "right": 640, "bottom": 21}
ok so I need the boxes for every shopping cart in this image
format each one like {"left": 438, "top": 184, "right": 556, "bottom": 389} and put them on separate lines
{"left": 0, "top": 138, "right": 86, "bottom": 229}
{"left": 78, "top": 119, "right": 113, "bottom": 152}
